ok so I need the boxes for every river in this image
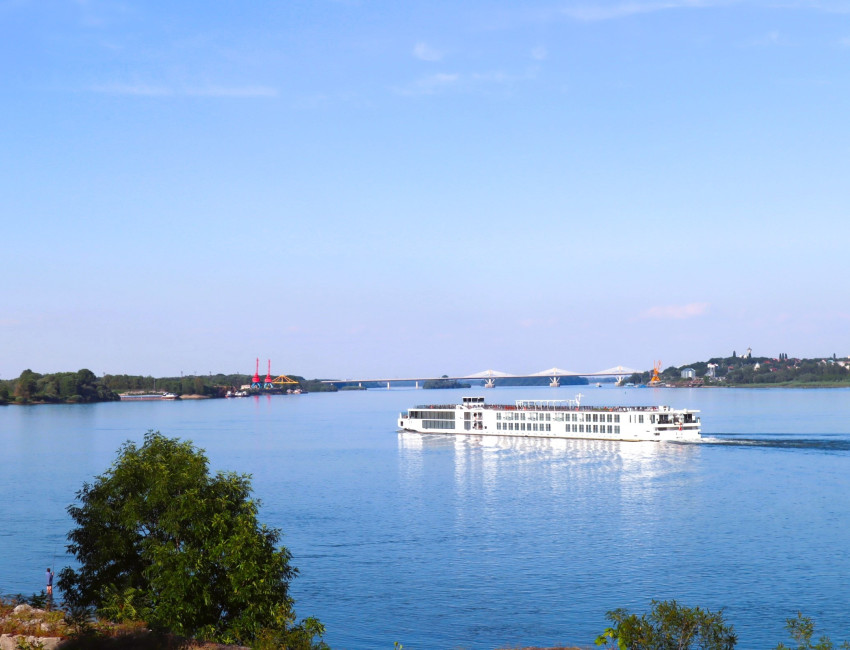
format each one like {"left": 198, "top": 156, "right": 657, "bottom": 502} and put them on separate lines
{"left": 2, "top": 386, "right": 849, "bottom": 649}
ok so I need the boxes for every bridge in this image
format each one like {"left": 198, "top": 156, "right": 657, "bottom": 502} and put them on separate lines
{"left": 321, "top": 365, "right": 642, "bottom": 389}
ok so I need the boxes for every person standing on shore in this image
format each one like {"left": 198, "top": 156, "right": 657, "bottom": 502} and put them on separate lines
{"left": 46, "top": 567, "right": 53, "bottom": 596}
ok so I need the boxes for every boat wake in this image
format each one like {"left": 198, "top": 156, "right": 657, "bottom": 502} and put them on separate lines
{"left": 698, "top": 436, "right": 850, "bottom": 451}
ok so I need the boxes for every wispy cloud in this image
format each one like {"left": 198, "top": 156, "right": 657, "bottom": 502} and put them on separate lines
{"left": 638, "top": 302, "right": 710, "bottom": 320}
{"left": 561, "top": 0, "right": 724, "bottom": 21}
{"left": 744, "top": 30, "right": 783, "bottom": 46}
{"left": 394, "top": 73, "right": 460, "bottom": 96}
{"left": 88, "top": 83, "right": 278, "bottom": 98}
{"left": 531, "top": 45, "right": 548, "bottom": 60}
{"left": 413, "top": 41, "right": 444, "bottom": 62}
{"left": 394, "top": 67, "right": 538, "bottom": 96}
{"left": 89, "top": 83, "right": 172, "bottom": 96}
{"left": 186, "top": 85, "right": 278, "bottom": 98}
{"left": 519, "top": 317, "right": 557, "bottom": 328}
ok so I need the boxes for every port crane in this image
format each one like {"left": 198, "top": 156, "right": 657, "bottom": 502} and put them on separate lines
{"left": 251, "top": 358, "right": 298, "bottom": 389}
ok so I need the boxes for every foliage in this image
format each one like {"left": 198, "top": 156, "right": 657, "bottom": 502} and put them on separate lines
{"left": 97, "top": 585, "right": 149, "bottom": 624}
{"left": 59, "top": 431, "right": 325, "bottom": 647}
{"left": 63, "top": 603, "right": 95, "bottom": 637}
{"left": 775, "top": 613, "right": 850, "bottom": 650}
{"left": 596, "top": 600, "right": 737, "bottom": 650}
{"left": 628, "top": 355, "right": 850, "bottom": 386}
{"left": 100, "top": 373, "right": 241, "bottom": 396}
{"left": 423, "top": 375, "right": 472, "bottom": 389}
{"left": 0, "top": 369, "right": 119, "bottom": 404}
{"left": 298, "top": 378, "right": 338, "bottom": 392}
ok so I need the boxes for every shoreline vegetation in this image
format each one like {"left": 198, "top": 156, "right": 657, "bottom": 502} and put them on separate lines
{"left": 627, "top": 352, "right": 850, "bottom": 388}
{"left": 2, "top": 353, "right": 848, "bottom": 406}
{"left": 2, "top": 594, "right": 846, "bottom": 649}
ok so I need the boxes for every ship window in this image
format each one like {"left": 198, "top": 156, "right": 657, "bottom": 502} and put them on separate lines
{"left": 614, "top": 414, "right": 620, "bottom": 423}
{"left": 546, "top": 413, "right": 551, "bottom": 421}
{"left": 593, "top": 414, "right": 598, "bottom": 422}
{"left": 579, "top": 424, "right": 584, "bottom": 433}
{"left": 423, "top": 419, "right": 454, "bottom": 430}
{"left": 521, "top": 413, "right": 526, "bottom": 421}
{"left": 650, "top": 415, "right": 655, "bottom": 424}
{"left": 607, "top": 414, "right": 612, "bottom": 423}
{"left": 615, "top": 426, "right": 620, "bottom": 434}
{"left": 639, "top": 415, "right": 644, "bottom": 424}
{"left": 496, "top": 413, "right": 501, "bottom": 420}
{"left": 533, "top": 423, "right": 538, "bottom": 431}
{"left": 607, "top": 425, "right": 612, "bottom": 433}
{"left": 593, "top": 425, "right": 598, "bottom": 433}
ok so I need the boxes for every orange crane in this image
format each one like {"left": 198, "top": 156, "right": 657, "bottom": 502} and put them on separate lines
{"left": 649, "top": 360, "right": 662, "bottom": 385}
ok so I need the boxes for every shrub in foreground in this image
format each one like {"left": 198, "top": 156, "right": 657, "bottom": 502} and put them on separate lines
{"left": 59, "top": 431, "right": 327, "bottom": 648}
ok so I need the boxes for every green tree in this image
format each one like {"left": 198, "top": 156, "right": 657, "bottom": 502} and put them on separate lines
{"left": 596, "top": 600, "right": 737, "bottom": 650}
{"left": 59, "top": 431, "right": 326, "bottom": 647}
{"left": 775, "top": 613, "right": 850, "bottom": 650}
{"left": 14, "top": 369, "right": 39, "bottom": 401}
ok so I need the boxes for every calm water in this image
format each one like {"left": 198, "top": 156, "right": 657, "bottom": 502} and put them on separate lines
{"left": 2, "top": 387, "right": 849, "bottom": 649}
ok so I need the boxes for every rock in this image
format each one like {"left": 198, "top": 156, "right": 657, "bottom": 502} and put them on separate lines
{"left": 0, "top": 634, "right": 62, "bottom": 650}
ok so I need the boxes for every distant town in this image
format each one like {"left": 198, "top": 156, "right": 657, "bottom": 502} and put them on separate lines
{"left": 2, "top": 350, "right": 848, "bottom": 405}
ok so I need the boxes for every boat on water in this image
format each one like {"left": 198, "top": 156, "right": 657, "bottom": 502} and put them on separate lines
{"left": 119, "top": 392, "right": 179, "bottom": 401}
{"left": 398, "top": 395, "right": 701, "bottom": 442}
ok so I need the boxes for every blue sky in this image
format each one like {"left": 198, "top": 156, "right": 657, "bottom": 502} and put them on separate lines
{"left": 2, "top": 0, "right": 849, "bottom": 380}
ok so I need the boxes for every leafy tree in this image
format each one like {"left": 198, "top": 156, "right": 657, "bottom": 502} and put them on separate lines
{"left": 59, "top": 431, "right": 327, "bottom": 647}
{"left": 775, "top": 613, "right": 850, "bottom": 650}
{"left": 596, "top": 600, "right": 737, "bottom": 650}
{"left": 14, "top": 369, "right": 39, "bottom": 401}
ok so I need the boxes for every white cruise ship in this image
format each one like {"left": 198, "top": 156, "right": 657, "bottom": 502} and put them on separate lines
{"left": 398, "top": 395, "right": 701, "bottom": 442}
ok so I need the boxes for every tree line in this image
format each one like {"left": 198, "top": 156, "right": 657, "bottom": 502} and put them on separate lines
{"left": 0, "top": 369, "right": 119, "bottom": 405}
{"left": 0, "top": 370, "right": 338, "bottom": 404}
{"left": 628, "top": 354, "right": 850, "bottom": 386}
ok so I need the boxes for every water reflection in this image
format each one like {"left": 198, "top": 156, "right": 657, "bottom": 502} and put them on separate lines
{"left": 398, "top": 431, "right": 699, "bottom": 522}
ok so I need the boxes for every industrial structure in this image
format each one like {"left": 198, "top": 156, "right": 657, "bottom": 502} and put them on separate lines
{"left": 250, "top": 358, "right": 298, "bottom": 390}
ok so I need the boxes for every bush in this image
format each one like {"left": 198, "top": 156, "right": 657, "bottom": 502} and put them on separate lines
{"left": 59, "top": 431, "right": 326, "bottom": 647}
{"left": 596, "top": 600, "right": 737, "bottom": 650}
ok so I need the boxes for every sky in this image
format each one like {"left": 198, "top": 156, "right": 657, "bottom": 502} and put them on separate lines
{"left": 2, "top": 0, "right": 849, "bottom": 380}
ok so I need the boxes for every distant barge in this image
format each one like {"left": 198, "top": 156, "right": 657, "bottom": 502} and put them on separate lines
{"left": 119, "top": 392, "right": 179, "bottom": 401}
